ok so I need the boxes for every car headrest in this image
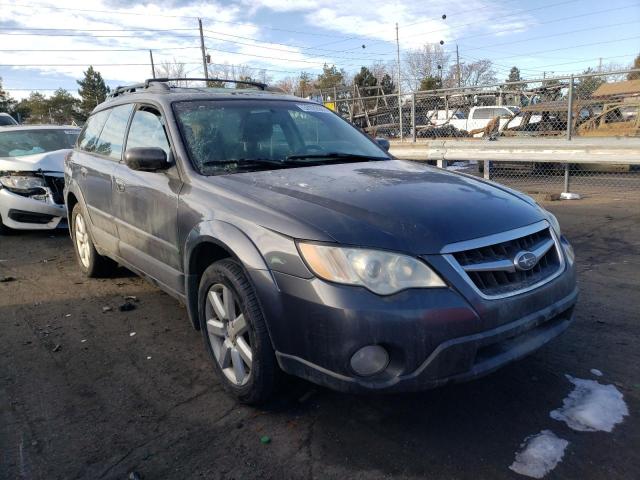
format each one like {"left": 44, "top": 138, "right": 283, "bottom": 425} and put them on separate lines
{"left": 242, "top": 111, "right": 274, "bottom": 143}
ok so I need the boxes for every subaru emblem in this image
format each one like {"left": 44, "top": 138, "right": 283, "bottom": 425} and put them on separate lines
{"left": 514, "top": 251, "right": 538, "bottom": 271}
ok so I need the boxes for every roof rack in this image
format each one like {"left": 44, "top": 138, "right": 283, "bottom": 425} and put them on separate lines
{"left": 108, "top": 77, "right": 267, "bottom": 98}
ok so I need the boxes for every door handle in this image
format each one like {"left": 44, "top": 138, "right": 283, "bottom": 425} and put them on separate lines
{"left": 80, "top": 166, "right": 88, "bottom": 178}
{"left": 115, "top": 178, "right": 126, "bottom": 193}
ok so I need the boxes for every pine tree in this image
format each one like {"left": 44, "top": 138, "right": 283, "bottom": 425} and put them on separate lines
{"left": 380, "top": 74, "right": 395, "bottom": 95}
{"left": 506, "top": 66, "right": 521, "bottom": 83}
{"left": 0, "top": 77, "right": 16, "bottom": 114}
{"left": 353, "top": 67, "right": 378, "bottom": 90}
{"left": 316, "top": 64, "right": 345, "bottom": 90}
{"left": 77, "top": 66, "right": 110, "bottom": 119}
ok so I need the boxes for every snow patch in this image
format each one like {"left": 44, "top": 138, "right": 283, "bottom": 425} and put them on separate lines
{"left": 551, "top": 375, "right": 628, "bottom": 432}
{"left": 590, "top": 368, "right": 603, "bottom": 377}
{"left": 509, "top": 430, "right": 568, "bottom": 479}
{"left": 445, "top": 161, "right": 469, "bottom": 171}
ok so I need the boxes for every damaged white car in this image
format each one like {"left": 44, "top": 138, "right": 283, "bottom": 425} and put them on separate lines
{"left": 0, "top": 125, "right": 79, "bottom": 233}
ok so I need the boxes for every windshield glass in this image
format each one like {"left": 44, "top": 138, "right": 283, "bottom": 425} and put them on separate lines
{"left": 173, "top": 99, "right": 389, "bottom": 175}
{"left": 0, "top": 129, "right": 79, "bottom": 157}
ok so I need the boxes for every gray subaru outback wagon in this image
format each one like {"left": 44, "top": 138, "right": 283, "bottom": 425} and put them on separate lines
{"left": 65, "top": 78, "right": 578, "bottom": 404}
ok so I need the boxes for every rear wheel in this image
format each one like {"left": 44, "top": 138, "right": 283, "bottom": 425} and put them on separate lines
{"left": 198, "top": 259, "right": 278, "bottom": 404}
{"left": 71, "top": 203, "right": 116, "bottom": 277}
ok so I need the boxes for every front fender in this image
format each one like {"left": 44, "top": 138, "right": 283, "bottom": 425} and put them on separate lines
{"left": 183, "top": 220, "right": 271, "bottom": 329}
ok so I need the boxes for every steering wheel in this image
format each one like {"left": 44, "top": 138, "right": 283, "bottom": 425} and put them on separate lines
{"left": 303, "top": 144, "right": 325, "bottom": 153}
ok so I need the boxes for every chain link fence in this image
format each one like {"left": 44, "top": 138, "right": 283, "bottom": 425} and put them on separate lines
{"left": 326, "top": 69, "right": 640, "bottom": 196}
{"left": 441, "top": 160, "right": 640, "bottom": 197}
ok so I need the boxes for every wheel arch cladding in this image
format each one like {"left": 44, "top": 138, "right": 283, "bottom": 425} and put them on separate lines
{"left": 183, "top": 220, "right": 269, "bottom": 330}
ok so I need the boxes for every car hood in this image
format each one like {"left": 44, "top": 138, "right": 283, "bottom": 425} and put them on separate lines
{"left": 0, "top": 149, "right": 68, "bottom": 173}
{"left": 213, "top": 160, "right": 545, "bottom": 254}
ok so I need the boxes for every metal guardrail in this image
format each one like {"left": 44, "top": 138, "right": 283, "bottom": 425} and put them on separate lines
{"left": 389, "top": 138, "right": 640, "bottom": 164}
{"left": 389, "top": 137, "right": 640, "bottom": 198}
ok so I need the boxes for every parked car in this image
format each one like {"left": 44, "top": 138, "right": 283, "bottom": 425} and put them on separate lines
{"left": 0, "top": 125, "right": 79, "bottom": 233}
{"left": 446, "top": 106, "right": 521, "bottom": 135}
{"left": 0, "top": 113, "right": 18, "bottom": 126}
{"left": 576, "top": 100, "right": 640, "bottom": 137}
{"left": 501, "top": 100, "right": 599, "bottom": 137}
{"left": 65, "top": 79, "right": 578, "bottom": 404}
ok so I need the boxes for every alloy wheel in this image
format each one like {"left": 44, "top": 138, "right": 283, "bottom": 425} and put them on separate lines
{"left": 205, "top": 283, "right": 253, "bottom": 386}
{"left": 74, "top": 213, "right": 90, "bottom": 268}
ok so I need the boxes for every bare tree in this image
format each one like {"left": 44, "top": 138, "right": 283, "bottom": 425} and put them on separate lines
{"left": 274, "top": 77, "right": 297, "bottom": 94}
{"left": 154, "top": 59, "right": 187, "bottom": 86}
{"left": 445, "top": 59, "right": 497, "bottom": 87}
{"left": 402, "top": 44, "right": 450, "bottom": 92}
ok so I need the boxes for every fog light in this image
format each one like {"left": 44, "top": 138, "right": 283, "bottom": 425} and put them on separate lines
{"left": 350, "top": 345, "right": 389, "bottom": 377}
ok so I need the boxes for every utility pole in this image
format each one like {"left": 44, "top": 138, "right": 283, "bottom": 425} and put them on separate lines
{"left": 396, "top": 22, "right": 403, "bottom": 140}
{"left": 198, "top": 18, "right": 209, "bottom": 81}
{"left": 149, "top": 49, "right": 156, "bottom": 79}
{"left": 598, "top": 57, "right": 602, "bottom": 72}
{"left": 456, "top": 44, "right": 461, "bottom": 88}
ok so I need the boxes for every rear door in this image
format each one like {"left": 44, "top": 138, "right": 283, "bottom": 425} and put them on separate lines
{"left": 113, "top": 105, "right": 183, "bottom": 294}
{"left": 73, "top": 105, "right": 132, "bottom": 251}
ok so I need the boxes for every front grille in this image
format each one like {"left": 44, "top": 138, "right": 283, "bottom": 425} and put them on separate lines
{"left": 44, "top": 176, "right": 65, "bottom": 204}
{"left": 452, "top": 227, "right": 562, "bottom": 297}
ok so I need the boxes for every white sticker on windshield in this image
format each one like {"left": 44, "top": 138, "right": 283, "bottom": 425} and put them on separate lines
{"left": 297, "top": 103, "right": 329, "bottom": 113}
{"left": 64, "top": 130, "right": 78, "bottom": 134}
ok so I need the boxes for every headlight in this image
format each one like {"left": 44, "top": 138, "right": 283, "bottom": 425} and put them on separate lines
{"left": 0, "top": 175, "right": 46, "bottom": 194}
{"left": 297, "top": 242, "right": 445, "bottom": 295}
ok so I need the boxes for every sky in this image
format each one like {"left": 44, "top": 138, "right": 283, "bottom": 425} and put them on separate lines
{"left": 1, "top": 0, "right": 639, "bottom": 100}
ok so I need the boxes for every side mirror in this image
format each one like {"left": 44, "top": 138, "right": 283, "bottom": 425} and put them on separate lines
{"left": 124, "top": 147, "right": 167, "bottom": 172}
{"left": 375, "top": 137, "right": 390, "bottom": 152}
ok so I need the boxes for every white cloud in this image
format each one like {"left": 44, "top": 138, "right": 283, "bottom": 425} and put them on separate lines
{"left": 1, "top": 0, "right": 535, "bottom": 95}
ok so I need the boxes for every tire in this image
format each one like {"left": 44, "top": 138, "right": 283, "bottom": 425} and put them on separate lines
{"left": 0, "top": 214, "right": 12, "bottom": 235}
{"left": 70, "top": 203, "right": 116, "bottom": 277}
{"left": 198, "top": 259, "right": 278, "bottom": 404}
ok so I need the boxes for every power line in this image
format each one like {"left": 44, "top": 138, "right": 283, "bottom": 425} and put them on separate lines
{"left": 203, "top": 41, "right": 384, "bottom": 67}
{"left": 0, "top": 27, "right": 198, "bottom": 32}
{"left": 203, "top": 36, "right": 387, "bottom": 63}
{"left": 204, "top": 30, "right": 389, "bottom": 57}
{"left": 326, "top": 0, "right": 587, "bottom": 51}
{"left": 0, "top": 46, "right": 202, "bottom": 52}
{"left": 458, "top": 19, "right": 640, "bottom": 54}
{"left": 443, "top": 4, "right": 639, "bottom": 48}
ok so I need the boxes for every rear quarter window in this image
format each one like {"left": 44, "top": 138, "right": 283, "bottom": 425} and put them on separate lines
{"left": 94, "top": 104, "right": 133, "bottom": 160}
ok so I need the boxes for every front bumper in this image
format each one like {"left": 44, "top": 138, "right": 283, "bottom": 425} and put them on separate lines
{"left": 0, "top": 188, "right": 66, "bottom": 230}
{"left": 250, "top": 240, "right": 578, "bottom": 393}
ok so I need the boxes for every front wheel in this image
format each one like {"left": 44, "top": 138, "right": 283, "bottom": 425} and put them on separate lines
{"left": 0, "top": 214, "right": 12, "bottom": 235}
{"left": 71, "top": 204, "right": 116, "bottom": 277}
{"left": 198, "top": 259, "right": 278, "bottom": 404}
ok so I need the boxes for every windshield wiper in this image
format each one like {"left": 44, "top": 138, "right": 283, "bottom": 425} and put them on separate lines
{"left": 285, "top": 152, "right": 388, "bottom": 162}
{"left": 203, "top": 158, "right": 289, "bottom": 171}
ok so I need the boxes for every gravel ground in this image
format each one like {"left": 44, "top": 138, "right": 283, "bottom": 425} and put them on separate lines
{"left": 1, "top": 193, "right": 638, "bottom": 480}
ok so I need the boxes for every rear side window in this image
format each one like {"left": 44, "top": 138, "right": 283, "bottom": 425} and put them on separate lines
{"left": 94, "top": 104, "right": 133, "bottom": 160}
{"left": 472, "top": 108, "right": 494, "bottom": 119}
{"left": 78, "top": 110, "right": 110, "bottom": 152}
{"left": 494, "top": 108, "right": 512, "bottom": 117}
{"left": 125, "top": 108, "right": 171, "bottom": 158}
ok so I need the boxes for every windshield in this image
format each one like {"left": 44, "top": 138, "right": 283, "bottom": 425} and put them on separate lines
{"left": 0, "top": 129, "right": 79, "bottom": 157}
{"left": 173, "top": 99, "right": 389, "bottom": 175}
